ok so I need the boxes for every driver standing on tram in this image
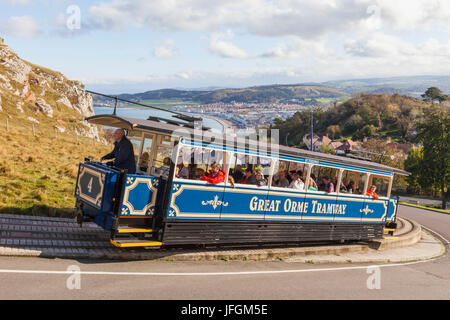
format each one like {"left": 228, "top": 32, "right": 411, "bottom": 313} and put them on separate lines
{"left": 101, "top": 129, "right": 136, "bottom": 174}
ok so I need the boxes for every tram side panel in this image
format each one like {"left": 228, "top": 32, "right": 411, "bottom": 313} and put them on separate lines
{"left": 118, "top": 174, "right": 160, "bottom": 217}
{"left": 162, "top": 180, "right": 226, "bottom": 244}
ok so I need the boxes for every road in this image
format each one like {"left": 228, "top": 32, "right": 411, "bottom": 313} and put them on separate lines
{"left": 0, "top": 205, "right": 448, "bottom": 300}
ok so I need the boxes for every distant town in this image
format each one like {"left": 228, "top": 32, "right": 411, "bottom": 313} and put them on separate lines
{"left": 170, "top": 102, "right": 313, "bottom": 128}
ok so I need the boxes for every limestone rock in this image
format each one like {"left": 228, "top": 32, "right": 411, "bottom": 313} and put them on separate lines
{"left": 35, "top": 98, "right": 53, "bottom": 118}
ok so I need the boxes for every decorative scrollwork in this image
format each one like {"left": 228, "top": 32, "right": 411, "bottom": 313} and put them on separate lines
{"left": 360, "top": 205, "right": 374, "bottom": 215}
{"left": 201, "top": 195, "right": 229, "bottom": 210}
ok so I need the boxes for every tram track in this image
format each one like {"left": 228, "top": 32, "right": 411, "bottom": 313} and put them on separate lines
{"left": 0, "top": 211, "right": 427, "bottom": 262}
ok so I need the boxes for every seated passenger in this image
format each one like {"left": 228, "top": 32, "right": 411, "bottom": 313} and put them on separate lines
{"left": 308, "top": 177, "right": 318, "bottom": 191}
{"left": 321, "top": 176, "right": 335, "bottom": 193}
{"left": 201, "top": 162, "right": 225, "bottom": 185}
{"left": 289, "top": 173, "right": 305, "bottom": 190}
{"left": 272, "top": 171, "right": 290, "bottom": 188}
{"left": 343, "top": 178, "right": 351, "bottom": 191}
{"left": 175, "top": 162, "right": 189, "bottom": 179}
{"left": 348, "top": 180, "right": 357, "bottom": 194}
{"left": 255, "top": 171, "right": 267, "bottom": 187}
{"left": 228, "top": 176, "right": 236, "bottom": 188}
{"left": 366, "top": 185, "right": 379, "bottom": 199}
{"left": 241, "top": 168, "right": 256, "bottom": 185}
{"left": 156, "top": 157, "right": 171, "bottom": 177}
{"left": 232, "top": 164, "right": 244, "bottom": 183}
{"left": 139, "top": 152, "right": 149, "bottom": 172}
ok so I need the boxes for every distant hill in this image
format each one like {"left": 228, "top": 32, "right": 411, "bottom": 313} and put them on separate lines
{"left": 323, "top": 75, "right": 450, "bottom": 97}
{"left": 92, "top": 75, "right": 450, "bottom": 106}
{"left": 94, "top": 84, "right": 348, "bottom": 105}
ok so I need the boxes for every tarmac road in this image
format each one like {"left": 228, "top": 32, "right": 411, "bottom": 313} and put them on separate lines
{"left": 0, "top": 205, "right": 448, "bottom": 300}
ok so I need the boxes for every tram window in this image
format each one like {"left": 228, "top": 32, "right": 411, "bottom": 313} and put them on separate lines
{"left": 184, "top": 148, "right": 225, "bottom": 181}
{"left": 369, "top": 175, "right": 390, "bottom": 198}
{"left": 312, "top": 165, "right": 338, "bottom": 192}
{"left": 128, "top": 137, "right": 143, "bottom": 166}
{"left": 175, "top": 146, "right": 193, "bottom": 180}
{"left": 151, "top": 135, "right": 175, "bottom": 177}
{"left": 357, "top": 174, "right": 367, "bottom": 195}
{"left": 229, "top": 153, "right": 245, "bottom": 184}
{"left": 340, "top": 170, "right": 363, "bottom": 194}
{"left": 232, "top": 154, "right": 271, "bottom": 187}
{"left": 271, "top": 160, "right": 290, "bottom": 188}
{"left": 138, "top": 137, "right": 153, "bottom": 173}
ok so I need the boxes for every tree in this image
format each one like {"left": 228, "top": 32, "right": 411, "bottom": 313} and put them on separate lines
{"left": 415, "top": 105, "right": 450, "bottom": 209}
{"left": 404, "top": 146, "right": 423, "bottom": 193}
{"left": 421, "top": 87, "right": 448, "bottom": 104}
{"left": 326, "top": 125, "right": 342, "bottom": 140}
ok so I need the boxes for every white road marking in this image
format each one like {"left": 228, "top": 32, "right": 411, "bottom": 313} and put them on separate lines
{"left": 421, "top": 226, "right": 450, "bottom": 245}
{"left": 0, "top": 259, "right": 437, "bottom": 277}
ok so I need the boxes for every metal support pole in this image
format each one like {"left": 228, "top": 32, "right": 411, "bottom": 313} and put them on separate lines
{"left": 113, "top": 97, "right": 118, "bottom": 116}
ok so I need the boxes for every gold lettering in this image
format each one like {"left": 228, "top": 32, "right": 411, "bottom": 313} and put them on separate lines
{"left": 316, "top": 203, "right": 322, "bottom": 214}
{"left": 304, "top": 202, "right": 309, "bottom": 213}
{"left": 275, "top": 200, "right": 281, "bottom": 212}
{"left": 284, "top": 199, "right": 291, "bottom": 212}
{"left": 268, "top": 200, "right": 275, "bottom": 212}
{"left": 250, "top": 197, "right": 258, "bottom": 211}
{"left": 258, "top": 199, "right": 264, "bottom": 211}
{"left": 291, "top": 201, "right": 298, "bottom": 213}
{"left": 312, "top": 201, "right": 318, "bottom": 213}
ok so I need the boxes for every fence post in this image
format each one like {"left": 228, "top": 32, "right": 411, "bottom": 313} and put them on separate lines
{"left": 32, "top": 123, "right": 35, "bottom": 136}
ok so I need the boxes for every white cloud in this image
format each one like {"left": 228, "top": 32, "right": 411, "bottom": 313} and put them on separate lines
{"left": 84, "top": 0, "right": 450, "bottom": 38}
{"left": 345, "top": 33, "right": 450, "bottom": 59}
{"left": 153, "top": 39, "right": 179, "bottom": 58}
{"left": 0, "top": 15, "right": 41, "bottom": 38}
{"left": 262, "top": 37, "right": 329, "bottom": 59}
{"left": 208, "top": 30, "right": 255, "bottom": 59}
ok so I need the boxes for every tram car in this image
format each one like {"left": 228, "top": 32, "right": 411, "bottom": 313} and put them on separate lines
{"left": 75, "top": 113, "right": 408, "bottom": 248}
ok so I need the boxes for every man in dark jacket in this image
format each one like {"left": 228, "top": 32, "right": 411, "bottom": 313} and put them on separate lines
{"left": 101, "top": 129, "right": 136, "bottom": 174}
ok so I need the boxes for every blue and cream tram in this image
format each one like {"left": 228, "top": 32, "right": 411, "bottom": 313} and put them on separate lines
{"left": 75, "top": 114, "right": 408, "bottom": 248}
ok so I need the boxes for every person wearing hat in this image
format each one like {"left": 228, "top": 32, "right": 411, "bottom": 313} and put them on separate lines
{"left": 321, "top": 176, "right": 335, "bottom": 193}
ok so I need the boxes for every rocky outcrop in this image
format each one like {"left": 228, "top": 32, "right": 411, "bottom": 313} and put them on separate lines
{"left": 0, "top": 38, "right": 98, "bottom": 138}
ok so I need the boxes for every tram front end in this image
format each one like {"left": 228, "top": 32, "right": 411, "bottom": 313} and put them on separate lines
{"left": 74, "top": 159, "right": 165, "bottom": 247}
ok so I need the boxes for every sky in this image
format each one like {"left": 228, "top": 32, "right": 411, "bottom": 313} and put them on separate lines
{"left": 1, "top": 0, "right": 450, "bottom": 94}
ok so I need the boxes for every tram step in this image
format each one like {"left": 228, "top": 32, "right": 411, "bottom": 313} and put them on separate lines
{"left": 110, "top": 239, "right": 163, "bottom": 248}
{"left": 117, "top": 227, "right": 153, "bottom": 234}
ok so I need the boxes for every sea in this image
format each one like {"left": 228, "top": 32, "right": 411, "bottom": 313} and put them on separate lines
{"left": 93, "top": 106, "right": 224, "bottom": 132}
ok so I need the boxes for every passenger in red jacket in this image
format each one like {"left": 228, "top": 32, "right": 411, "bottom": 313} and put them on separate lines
{"left": 201, "top": 162, "right": 225, "bottom": 185}
{"left": 366, "top": 185, "right": 379, "bottom": 199}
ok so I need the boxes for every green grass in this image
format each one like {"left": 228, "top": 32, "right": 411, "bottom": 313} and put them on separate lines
{"left": 399, "top": 202, "right": 450, "bottom": 214}
{"left": 0, "top": 94, "right": 109, "bottom": 217}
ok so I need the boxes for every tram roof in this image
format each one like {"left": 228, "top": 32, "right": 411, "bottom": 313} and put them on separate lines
{"left": 87, "top": 114, "right": 410, "bottom": 176}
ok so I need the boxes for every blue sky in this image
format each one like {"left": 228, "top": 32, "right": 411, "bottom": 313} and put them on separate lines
{"left": 1, "top": 0, "right": 450, "bottom": 94}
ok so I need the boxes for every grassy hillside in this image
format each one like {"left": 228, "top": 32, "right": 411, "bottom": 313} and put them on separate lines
{"left": 0, "top": 41, "right": 109, "bottom": 217}
{"left": 0, "top": 95, "right": 109, "bottom": 217}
